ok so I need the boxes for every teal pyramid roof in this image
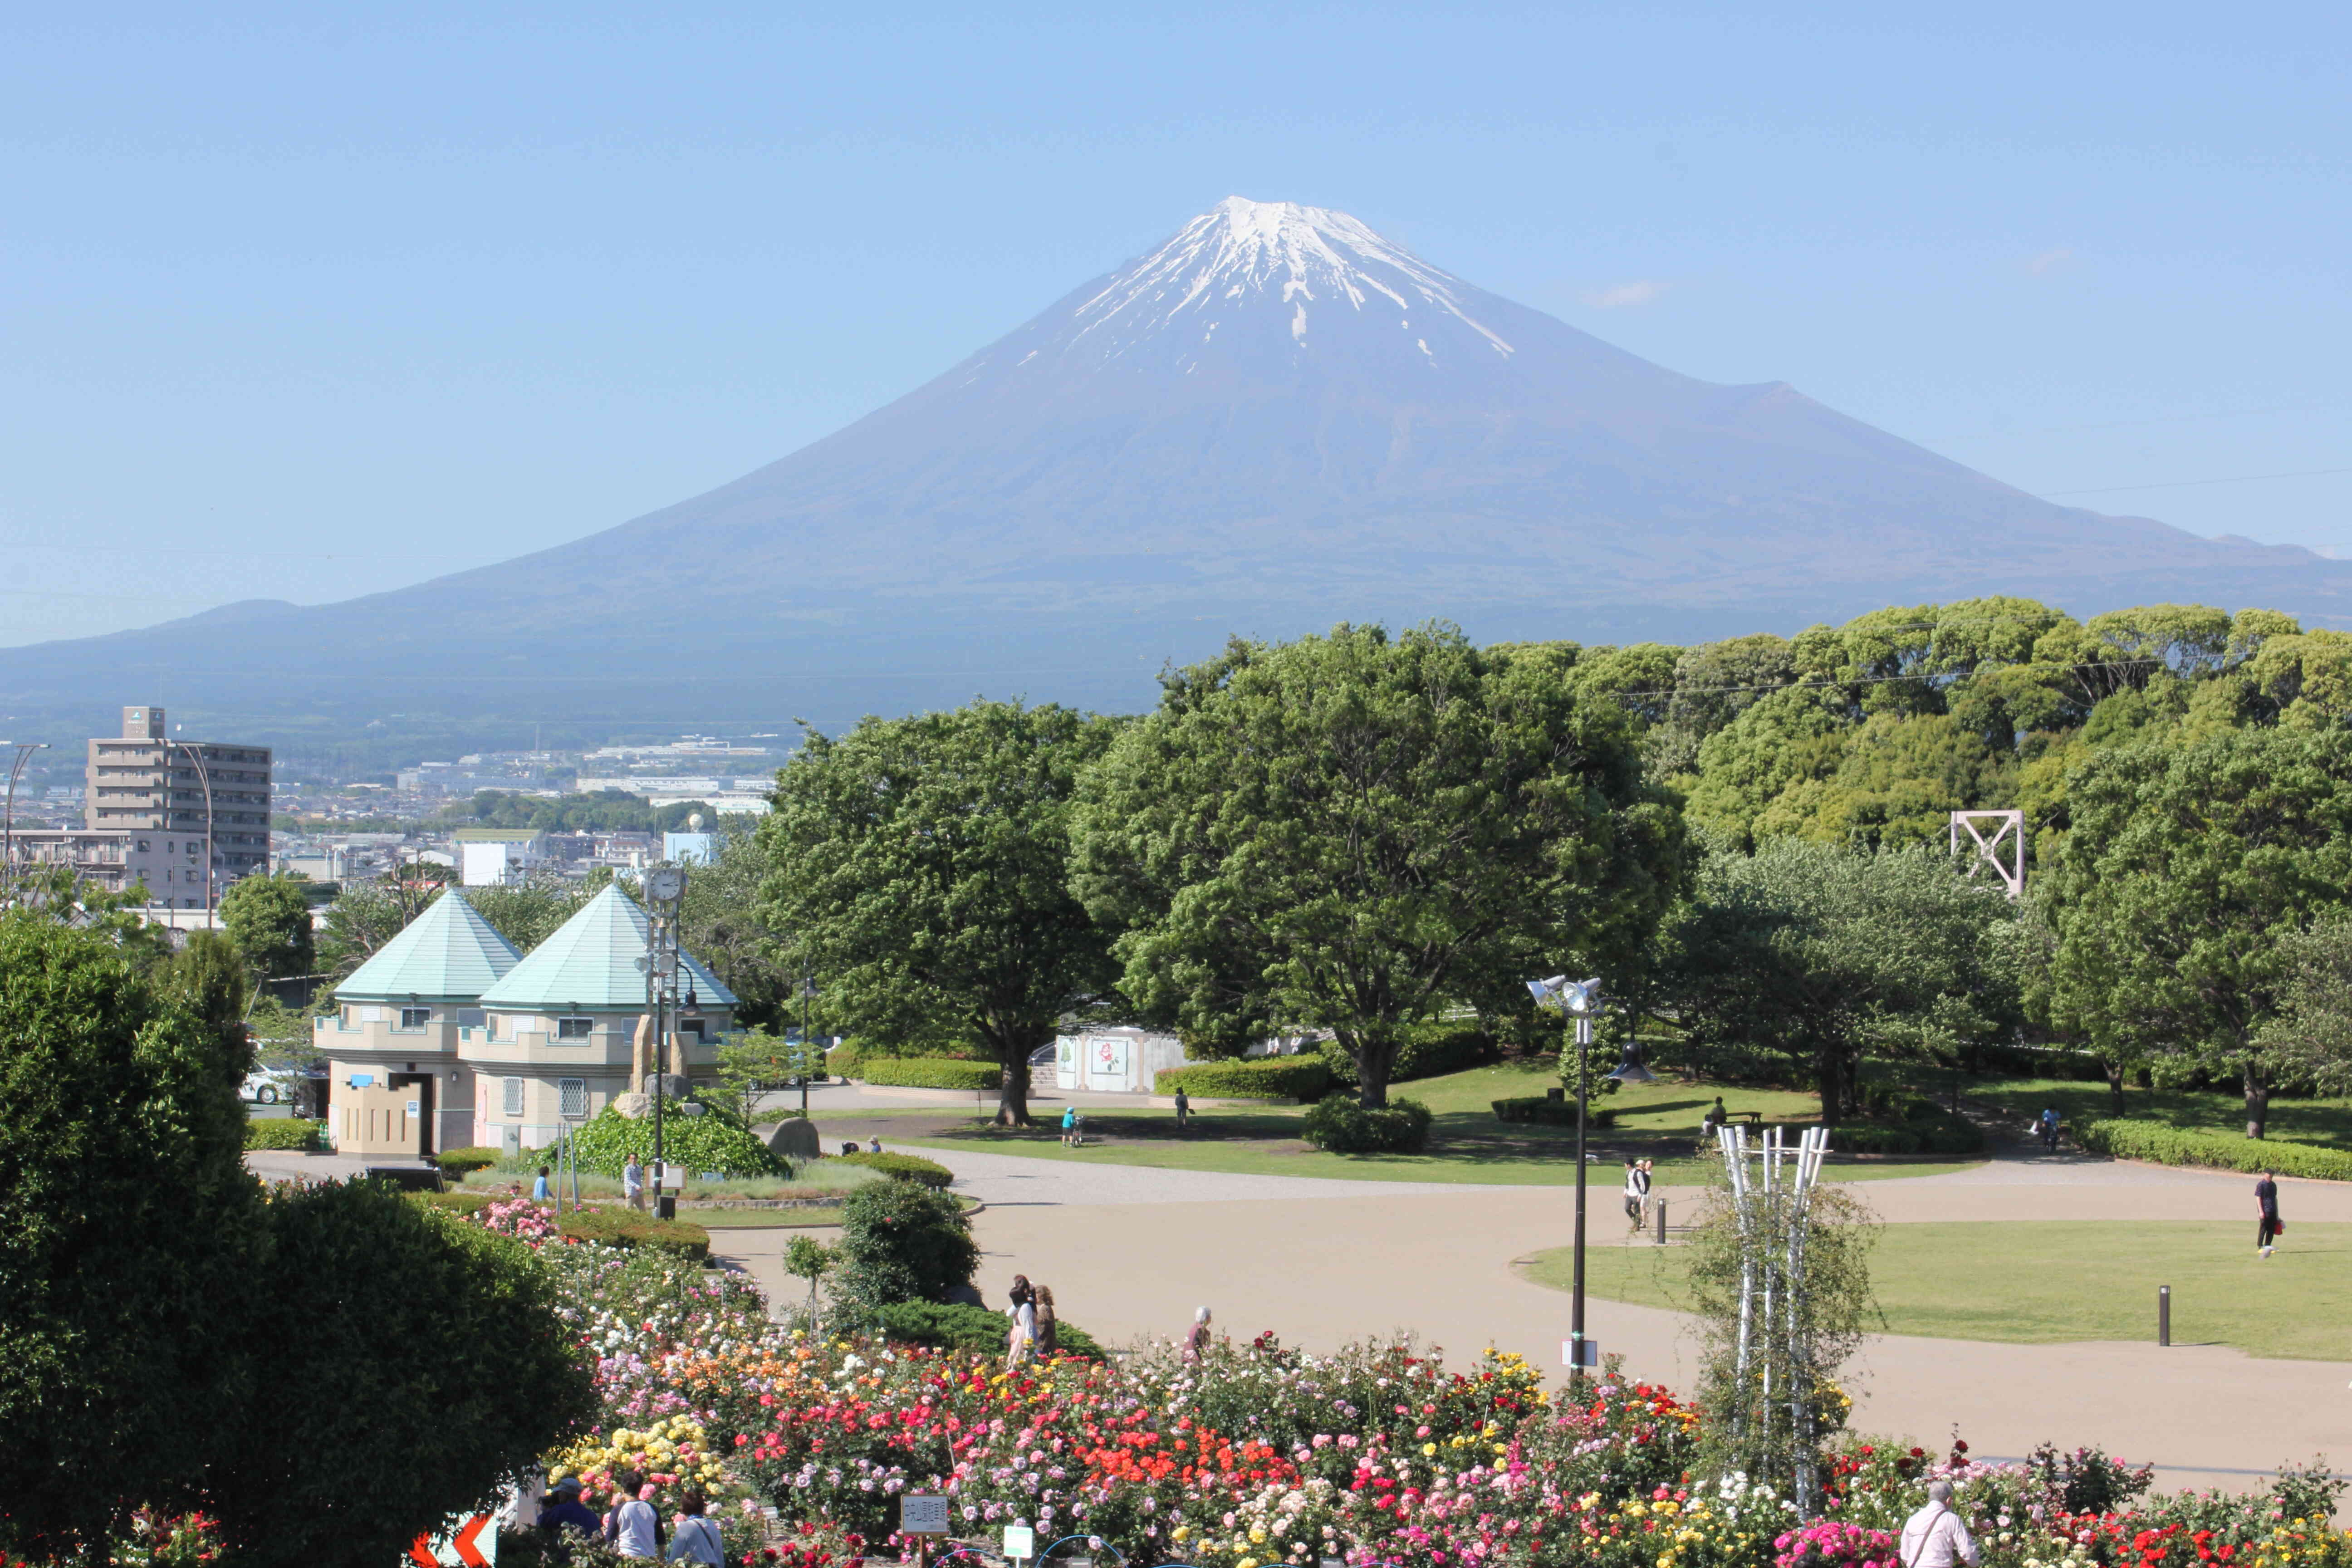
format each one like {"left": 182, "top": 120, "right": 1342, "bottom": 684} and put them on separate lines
{"left": 335, "top": 891, "right": 524, "bottom": 1003}
{"left": 476, "top": 883, "right": 739, "bottom": 1012}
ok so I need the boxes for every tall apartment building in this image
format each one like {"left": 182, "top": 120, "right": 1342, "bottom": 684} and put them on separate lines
{"left": 83, "top": 706, "right": 273, "bottom": 890}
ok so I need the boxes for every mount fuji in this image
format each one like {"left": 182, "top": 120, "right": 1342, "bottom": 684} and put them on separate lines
{"left": 9, "top": 196, "right": 2349, "bottom": 743}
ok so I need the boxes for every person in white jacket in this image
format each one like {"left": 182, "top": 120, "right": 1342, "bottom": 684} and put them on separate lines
{"left": 1621, "top": 1157, "right": 1651, "bottom": 1228}
{"left": 1901, "top": 1481, "right": 1980, "bottom": 1568}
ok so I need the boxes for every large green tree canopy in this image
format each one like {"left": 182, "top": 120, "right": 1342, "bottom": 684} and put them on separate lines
{"left": 1071, "top": 624, "right": 1685, "bottom": 1106}
{"left": 756, "top": 700, "right": 1120, "bottom": 1125}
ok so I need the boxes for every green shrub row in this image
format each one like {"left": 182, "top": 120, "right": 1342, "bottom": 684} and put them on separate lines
{"left": 565, "top": 1103, "right": 788, "bottom": 1178}
{"left": 1491, "top": 1096, "right": 1618, "bottom": 1128}
{"left": 244, "top": 1117, "right": 324, "bottom": 1151}
{"left": 1302, "top": 1093, "right": 1434, "bottom": 1153}
{"left": 556, "top": 1207, "right": 713, "bottom": 1260}
{"left": 852, "top": 1056, "right": 1002, "bottom": 1091}
{"left": 432, "top": 1146, "right": 503, "bottom": 1176}
{"left": 1154, "top": 1055, "right": 1334, "bottom": 1102}
{"left": 828, "top": 1039, "right": 994, "bottom": 1078}
{"left": 836, "top": 1151, "right": 956, "bottom": 1188}
{"left": 1823, "top": 1112, "right": 1984, "bottom": 1156}
{"left": 1320, "top": 1023, "right": 1499, "bottom": 1086}
{"left": 873, "top": 1299, "right": 1107, "bottom": 1361}
{"left": 2075, "top": 1119, "right": 2352, "bottom": 1181}
{"left": 1967, "top": 1042, "right": 2111, "bottom": 1083}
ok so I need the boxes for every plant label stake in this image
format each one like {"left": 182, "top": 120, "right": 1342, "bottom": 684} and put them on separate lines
{"left": 1004, "top": 1525, "right": 1036, "bottom": 1565}
{"left": 2159, "top": 1284, "right": 2170, "bottom": 1347}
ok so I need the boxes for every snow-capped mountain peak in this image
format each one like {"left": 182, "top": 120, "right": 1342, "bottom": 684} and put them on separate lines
{"left": 1059, "top": 196, "right": 1515, "bottom": 367}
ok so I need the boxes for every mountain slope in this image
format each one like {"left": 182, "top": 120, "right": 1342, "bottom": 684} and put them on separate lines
{"left": 7, "top": 196, "right": 2348, "bottom": 743}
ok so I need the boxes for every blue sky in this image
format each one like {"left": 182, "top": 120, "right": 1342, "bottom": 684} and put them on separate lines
{"left": 3, "top": 2, "right": 2346, "bottom": 645}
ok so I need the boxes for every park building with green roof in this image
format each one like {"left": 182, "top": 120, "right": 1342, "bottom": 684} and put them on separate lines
{"left": 319, "top": 883, "right": 735, "bottom": 1160}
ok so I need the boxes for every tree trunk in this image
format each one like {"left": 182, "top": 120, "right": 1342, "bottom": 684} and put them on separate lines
{"left": 1816, "top": 1048, "right": 1843, "bottom": 1125}
{"left": 1354, "top": 1033, "right": 1395, "bottom": 1109}
{"left": 2102, "top": 1058, "right": 2127, "bottom": 1118}
{"left": 995, "top": 1041, "right": 1034, "bottom": 1127}
{"left": 2244, "top": 1056, "right": 2270, "bottom": 1140}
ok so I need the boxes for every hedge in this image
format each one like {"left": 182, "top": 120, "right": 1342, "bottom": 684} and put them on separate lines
{"left": 244, "top": 1117, "right": 324, "bottom": 1151}
{"left": 2075, "top": 1119, "right": 2352, "bottom": 1181}
{"left": 1321, "top": 1024, "right": 1499, "bottom": 1087}
{"left": 411, "top": 1191, "right": 496, "bottom": 1217}
{"left": 837, "top": 1151, "right": 956, "bottom": 1189}
{"left": 556, "top": 1208, "right": 713, "bottom": 1261}
{"left": 853, "top": 1057, "right": 1002, "bottom": 1091}
{"left": 1491, "top": 1097, "right": 1618, "bottom": 1128}
{"left": 829, "top": 1040, "right": 994, "bottom": 1078}
{"left": 1821, "top": 1112, "right": 1984, "bottom": 1156}
{"left": 433, "top": 1146, "right": 502, "bottom": 1176}
{"left": 1302, "top": 1094, "right": 1434, "bottom": 1154}
{"left": 566, "top": 1102, "right": 789, "bottom": 1178}
{"left": 1967, "top": 1042, "right": 2110, "bottom": 1083}
{"left": 1154, "top": 1056, "right": 1334, "bottom": 1102}
{"left": 874, "top": 1299, "right": 1107, "bottom": 1361}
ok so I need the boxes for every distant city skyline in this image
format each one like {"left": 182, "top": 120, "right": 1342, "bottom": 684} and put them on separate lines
{"left": 2, "top": 2, "right": 2346, "bottom": 646}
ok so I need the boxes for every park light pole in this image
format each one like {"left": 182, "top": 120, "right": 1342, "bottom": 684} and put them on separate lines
{"left": 642, "top": 864, "right": 687, "bottom": 1220}
{"left": 1527, "top": 974, "right": 1656, "bottom": 1379}
{"left": 166, "top": 740, "right": 216, "bottom": 928}
{"left": 2, "top": 741, "right": 50, "bottom": 906}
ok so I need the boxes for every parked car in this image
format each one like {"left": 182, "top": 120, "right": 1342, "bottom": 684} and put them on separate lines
{"left": 241, "top": 1067, "right": 299, "bottom": 1105}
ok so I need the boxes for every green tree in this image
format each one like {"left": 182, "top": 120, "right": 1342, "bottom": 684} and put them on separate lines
{"left": 1666, "top": 842, "right": 2021, "bottom": 1120}
{"left": 0, "top": 912, "right": 259, "bottom": 1556}
{"left": 2257, "top": 912, "right": 2352, "bottom": 1097}
{"left": 830, "top": 1180, "right": 980, "bottom": 1316}
{"left": 1073, "top": 624, "right": 1683, "bottom": 1107}
{"left": 465, "top": 875, "right": 588, "bottom": 950}
{"left": 784, "top": 1234, "right": 835, "bottom": 1327}
{"left": 757, "top": 701, "right": 1120, "bottom": 1126}
{"left": 207, "top": 1182, "right": 598, "bottom": 1568}
{"left": 220, "top": 871, "right": 318, "bottom": 980}
{"left": 316, "top": 871, "right": 448, "bottom": 988}
{"left": 715, "top": 1024, "right": 823, "bottom": 1126}
{"left": 2049, "top": 729, "right": 2352, "bottom": 1137}
{"left": 680, "top": 830, "right": 795, "bottom": 1029}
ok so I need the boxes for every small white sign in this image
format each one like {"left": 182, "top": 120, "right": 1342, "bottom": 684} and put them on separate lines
{"left": 1003, "top": 1525, "right": 1036, "bottom": 1561}
{"left": 1563, "top": 1338, "right": 1601, "bottom": 1368}
{"left": 405, "top": 1099, "right": 421, "bottom": 1117}
{"left": 900, "top": 1495, "right": 951, "bottom": 1536}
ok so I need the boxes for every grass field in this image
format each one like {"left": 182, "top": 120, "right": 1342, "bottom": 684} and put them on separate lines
{"left": 880, "top": 1061, "right": 1980, "bottom": 1186}
{"left": 1886, "top": 1067, "right": 2352, "bottom": 1153}
{"left": 1519, "top": 1220, "right": 2352, "bottom": 1361}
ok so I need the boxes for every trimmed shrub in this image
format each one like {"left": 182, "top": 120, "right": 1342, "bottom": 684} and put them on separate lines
{"left": 1321, "top": 1023, "right": 1500, "bottom": 1086}
{"left": 565, "top": 1102, "right": 787, "bottom": 1178}
{"left": 2075, "top": 1119, "right": 2352, "bottom": 1181}
{"left": 852, "top": 1056, "right": 1001, "bottom": 1091}
{"left": 874, "top": 1299, "right": 1107, "bottom": 1361}
{"left": 555, "top": 1207, "right": 713, "bottom": 1261}
{"left": 836, "top": 1150, "right": 955, "bottom": 1188}
{"left": 433, "top": 1146, "right": 502, "bottom": 1176}
{"left": 832, "top": 1180, "right": 980, "bottom": 1312}
{"left": 1821, "top": 1112, "right": 1984, "bottom": 1156}
{"left": 1490, "top": 1097, "right": 1618, "bottom": 1128}
{"left": 244, "top": 1117, "right": 323, "bottom": 1151}
{"left": 829, "top": 1039, "right": 993, "bottom": 1078}
{"left": 1154, "top": 1056, "right": 1333, "bottom": 1102}
{"left": 1301, "top": 1093, "right": 1434, "bottom": 1154}
{"left": 412, "top": 1191, "right": 496, "bottom": 1217}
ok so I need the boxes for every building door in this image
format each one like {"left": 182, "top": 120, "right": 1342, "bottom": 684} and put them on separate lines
{"left": 387, "top": 1073, "right": 437, "bottom": 1158}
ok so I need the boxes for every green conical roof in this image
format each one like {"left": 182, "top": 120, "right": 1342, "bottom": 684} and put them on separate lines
{"left": 476, "top": 884, "right": 738, "bottom": 1012}
{"left": 335, "top": 891, "right": 524, "bottom": 1003}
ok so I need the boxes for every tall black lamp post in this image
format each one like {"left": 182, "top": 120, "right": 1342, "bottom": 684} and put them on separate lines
{"left": 1527, "top": 974, "right": 1656, "bottom": 1380}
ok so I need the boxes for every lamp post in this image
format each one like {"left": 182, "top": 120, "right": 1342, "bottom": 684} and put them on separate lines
{"left": 642, "top": 865, "right": 687, "bottom": 1221}
{"left": 799, "top": 974, "right": 817, "bottom": 1119}
{"left": 167, "top": 740, "right": 216, "bottom": 928}
{"left": 2, "top": 741, "right": 50, "bottom": 906}
{"left": 1527, "top": 974, "right": 1657, "bottom": 1380}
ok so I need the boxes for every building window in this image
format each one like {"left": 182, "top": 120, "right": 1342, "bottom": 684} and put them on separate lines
{"left": 398, "top": 1007, "right": 431, "bottom": 1030}
{"left": 503, "top": 1077, "right": 525, "bottom": 1116}
{"left": 678, "top": 1018, "right": 706, "bottom": 1041}
{"left": 559, "top": 1078, "right": 587, "bottom": 1119}
{"left": 555, "top": 1017, "right": 594, "bottom": 1040}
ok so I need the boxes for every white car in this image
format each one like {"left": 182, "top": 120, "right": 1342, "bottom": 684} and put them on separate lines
{"left": 241, "top": 1068, "right": 297, "bottom": 1105}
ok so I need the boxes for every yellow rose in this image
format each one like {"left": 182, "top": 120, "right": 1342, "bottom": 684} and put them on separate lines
{"left": 1422, "top": 1443, "right": 1436, "bottom": 1456}
{"left": 1173, "top": 1527, "right": 1191, "bottom": 1543}
{"left": 1250, "top": 1530, "right": 1266, "bottom": 1545}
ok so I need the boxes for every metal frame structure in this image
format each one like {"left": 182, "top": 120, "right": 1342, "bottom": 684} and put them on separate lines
{"left": 1715, "top": 1123, "right": 1832, "bottom": 1511}
{"left": 1949, "top": 808, "right": 2025, "bottom": 899}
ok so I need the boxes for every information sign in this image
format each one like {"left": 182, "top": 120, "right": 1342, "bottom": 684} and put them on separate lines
{"left": 1003, "top": 1526, "right": 1036, "bottom": 1562}
{"left": 899, "top": 1496, "right": 951, "bottom": 1536}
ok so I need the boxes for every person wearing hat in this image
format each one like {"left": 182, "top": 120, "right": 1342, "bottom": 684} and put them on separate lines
{"left": 538, "top": 1477, "right": 601, "bottom": 1551}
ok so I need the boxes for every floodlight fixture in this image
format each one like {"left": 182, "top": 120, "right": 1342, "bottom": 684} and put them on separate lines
{"left": 1526, "top": 975, "right": 1604, "bottom": 1014}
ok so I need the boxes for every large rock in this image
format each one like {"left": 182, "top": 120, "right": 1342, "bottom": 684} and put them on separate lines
{"left": 612, "top": 1092, "right": 653, "bottom": 1120}
{"left": 766, "top": 1117, "right": 822, "bottom": 1161}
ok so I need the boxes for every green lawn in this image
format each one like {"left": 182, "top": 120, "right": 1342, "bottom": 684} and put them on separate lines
{"left": 1520, "top": 1220, "right": 2352, "bottom": 1361}
{"left": 1886, "top": 1067, "right": 2352, "bottom": 1152}
{"left": 879, "top": 1062, "right": 1979, "bottom": 1186}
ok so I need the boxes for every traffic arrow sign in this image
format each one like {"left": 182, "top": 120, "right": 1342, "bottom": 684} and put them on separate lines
{"left": 451, "top": 1514, "right": 491, "bottom": 1568}
{"left": 408, "top": 1514, "right": 496, "bottom": 1568}
{"left": 409, "top": 1536, "right": 439, "bottom": 1568}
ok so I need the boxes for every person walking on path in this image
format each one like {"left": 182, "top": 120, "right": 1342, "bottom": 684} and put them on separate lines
{"left": 533, "top": 1165, "right": 553, "bottom": 1201}
{"left": 667, "top": 1493, "right": 725, "bottom": 1566}
{"left": 1174, "top": 1088, "right": 1191, "bottom": 1131}
{"left": 2257, "top": 1170, "right": 2283, "bottom": 1257}
{"left": 1621, "top": 1157, "right": 1651, "bottom": 1228}
{"left": 623, "top": 1156, "right": 647, "bottom": 1214}
{"left": 603, "top": 1472, "right": 665, "bottom": 1560}
{"left": 1900, "top": 1480, "right": 1980, "bottom": 1568}
{"left": 1060, "top": 1105, "right": 1078, "bottom": 1147}
{"left": 1183, "top": 1305, "right": 1213, "bottom": 1363}
{"left": 1033, "top": 1283, "right": 1059, "bottom": 1356}
{"left": 2038, "top": 1108, "right": 2061, "bottom": 1152}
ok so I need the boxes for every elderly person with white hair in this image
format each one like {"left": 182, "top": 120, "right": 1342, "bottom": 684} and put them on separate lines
{"left": 1183, "top": 1306, "right": 1213, "bottom": 1363}
{"left": 1901, "top": 1480, "right": 1979, "bottom": 1568}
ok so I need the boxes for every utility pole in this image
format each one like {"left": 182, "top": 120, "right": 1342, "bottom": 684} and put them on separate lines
{"left": 2, "top": 741, "right": 50, "bottom": 906}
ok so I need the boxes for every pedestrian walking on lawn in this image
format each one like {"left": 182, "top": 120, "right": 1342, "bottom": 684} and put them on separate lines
{"left": 1621, "top": 1157, "right": 1650, "bottom": 1228}
{"left": 1183, "top": 1305, "right": 1213, "bottom": 1363}
{"left": 2257, "top": 1169, "right": 2283, "bottom": 1256}
{"left": 1033, "top": 1283, "right": 1059, "bottom": 1356}
{"left": 2038, "top": 1108, "right": 2061, "bottom": 1152}
{"left": 622, "top": 1156, "right": 647, "bottom": 1213}
{"left": 1900, "top": 1480, "right": 1980, "bottom": 1568}
{"left": 1061, "top": 1105, "right": 1078, "bottom": 1146}
{"left": 667, "top": 1492, "right": 725, "bottom": 1566}
{"left": 533, "top": 1165, "right": 552, "bottom": 1201}
{"left": 1174, "top": 1088, "right": 1191, "bottom": 1130}
{"left": 603, "top": 1471, "right": 664, "bottom": 1559}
